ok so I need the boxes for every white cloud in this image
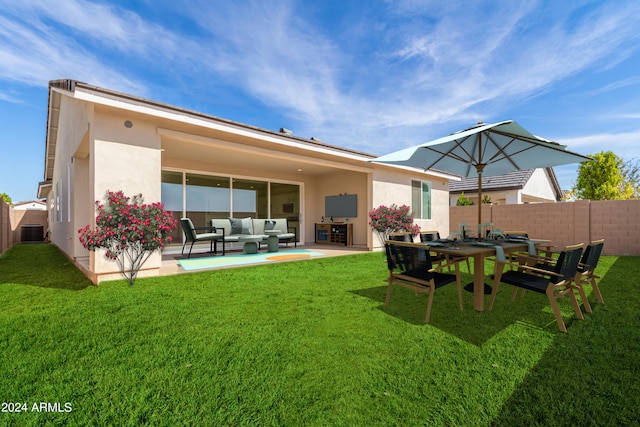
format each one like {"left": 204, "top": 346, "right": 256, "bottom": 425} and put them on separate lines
{"left": 561, "top": 131, "right": 640, "bottom": 159}
{"left": 1, "top": 0, "right": 640, "bottom": 157}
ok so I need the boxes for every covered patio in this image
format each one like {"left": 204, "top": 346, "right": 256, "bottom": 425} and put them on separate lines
{"left": 159, "top": 242, "right": 371, "bottom": 276}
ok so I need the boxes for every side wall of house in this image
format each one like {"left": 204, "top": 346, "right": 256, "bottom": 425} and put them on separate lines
{"left": 90, "top": 110, "right": 163, "bottom": 280}
{"left": 47, "top": 95, "right": 93, "bottom": 260}
{"left": 370, "top": 169, "right": 450, "bottom": 247}
{"left": 521, "top": 168, "right": 557, "bottom": 202}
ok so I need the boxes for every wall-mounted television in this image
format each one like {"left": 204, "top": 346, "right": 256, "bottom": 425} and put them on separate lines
{"left": 325, "top": 194, "right": 357, "bottom": 218}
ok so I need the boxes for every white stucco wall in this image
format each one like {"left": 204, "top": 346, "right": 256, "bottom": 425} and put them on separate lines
{"left": 371, "top": 168, "right": 449, "bottom": 247}
{"left": 522, "top": 168, "right": 557, "bottom": 202}
{"left": 48, "top": 95, "right": 93, "bottom": 258}
{"left": 90, "top": 111, "right": 163, "bottom": 278}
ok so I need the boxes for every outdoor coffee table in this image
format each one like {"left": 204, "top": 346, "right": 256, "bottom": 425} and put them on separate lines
{"left": 238, "top": 235, "right": 264, "bottom": 254}
{"left": 264, "top": 230, "right": 281, "bottom": 253}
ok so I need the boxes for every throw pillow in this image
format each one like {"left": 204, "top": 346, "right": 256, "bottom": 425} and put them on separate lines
{"left": 229, "top": 218, "right": 243, "bottom": 235}
{"left": 241, "top": 217, "right": 254, "bottom": 235}
{"left": 264, "top": 220, "right": 276, "bottom": 231}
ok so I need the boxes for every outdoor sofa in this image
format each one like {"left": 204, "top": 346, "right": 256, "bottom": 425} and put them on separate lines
{"left": 210, "top": 218, "right": 297, "bottom": 249}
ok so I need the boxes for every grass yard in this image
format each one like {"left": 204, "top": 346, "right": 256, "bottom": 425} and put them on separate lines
{"left": 1, "top": 244, "right": 639, "bottom": 426}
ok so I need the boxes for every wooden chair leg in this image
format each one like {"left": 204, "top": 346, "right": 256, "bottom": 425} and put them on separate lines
{"left": 575, "top": 282, "right": 593, "bottom": 314}
{"left": 510, "top": 287, "right": 519, "bottom": 302}
{"left": 590, "top": 276, "right": 605, "bottom": 304}
{"left": 567, "top": 289, "right": 584, "bottom": 320}
{"left": 489, "top": 262, "right": 505, "bottom": 311}
{"left": 455, "top": 268, "right": 463, "bottom": 312}
{"left": 384, "top": 279, "right": 393, "bottom": 306}
{"left": 424, "top": 288, "right": 435, "bottom": 323}
{"left": 546, "top": 293, "right": 568, "bottom": 333}
{"left": 488, "top": 283, "right": 500, "bottom": 311}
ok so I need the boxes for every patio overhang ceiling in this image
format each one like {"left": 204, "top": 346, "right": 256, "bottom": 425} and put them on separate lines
{"left": 158, "top": 128, "right": 373, "bottom": 176}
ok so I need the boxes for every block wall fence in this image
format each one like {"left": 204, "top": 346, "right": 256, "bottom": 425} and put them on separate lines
{"left": 450, "top": 199, "right": 640, "bottom": 256}
{"left": 0, "top": 200, "right": 49, "bottom": 256}
{"left": 0, "top": 199, "right": 10, "bottom": 255}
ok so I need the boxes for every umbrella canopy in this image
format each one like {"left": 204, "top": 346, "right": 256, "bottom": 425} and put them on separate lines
{"left": 371, "top": 120, "right": 591, "bottom": 230}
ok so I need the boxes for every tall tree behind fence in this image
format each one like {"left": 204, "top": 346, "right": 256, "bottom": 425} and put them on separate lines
{"left": 450, "top": 200, "right": 640, "bottom": 256}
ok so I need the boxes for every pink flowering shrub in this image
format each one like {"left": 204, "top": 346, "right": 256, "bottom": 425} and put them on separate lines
{"left": 78, "top": 190, "right": 177, "bottom": 285}
{"left": 368, "top": 204, "right": 420, "bottom": 244}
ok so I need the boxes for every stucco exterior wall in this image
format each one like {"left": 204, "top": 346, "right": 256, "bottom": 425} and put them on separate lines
{"left": 311, "top": 170, "right": 370, "bottom": 247}
{"left": 89, "top": 111, "right": 163, "bottom": 280}
{"left": 47, "top": 95, "right": 93, "bottom": 258}
{"left": 371, "top": 168, "right": 450, "bottom": 247}
{"left": 522, "top": 168, "right": 557, "bottom": 201}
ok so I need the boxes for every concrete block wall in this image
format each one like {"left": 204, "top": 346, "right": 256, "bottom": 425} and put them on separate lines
{"left": 0, "top": 199, "right": 11, "bottom": 255}
{"left": 0, "top": 200, "right": 49, "bottom": 255}
{"left": 591, "top": 200, "right": 640, "bottom": 255}
{"left": 450, "top": 200, "right": 640, "bottom": 256}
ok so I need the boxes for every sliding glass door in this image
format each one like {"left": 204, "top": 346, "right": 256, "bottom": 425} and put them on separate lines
{"left": 161, "top": 170, "right": 301, "bottom": 244}
{"left": 185, "top": 174, "right": 231, "bottom": 227}
{"left": 161, "top": 171, "right": 183, "bottom": 243}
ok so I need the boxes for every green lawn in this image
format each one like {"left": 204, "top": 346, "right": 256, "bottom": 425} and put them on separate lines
{"left": 1, "top": 244, "right": 639, "bottom": 426}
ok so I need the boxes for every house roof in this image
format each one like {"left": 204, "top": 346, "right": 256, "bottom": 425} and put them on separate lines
{"left": 448, "top": 167, "right": 562, "bottom": 200}
{"left": 39, "top": 79, "right": 454, "bottom": 198}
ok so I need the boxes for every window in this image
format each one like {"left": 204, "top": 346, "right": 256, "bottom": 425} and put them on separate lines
{"left": 412, "top": 180, "right": 431, "bottom": 220}
{"left": 55, "top": 181, "right": 61, "bottom": 222}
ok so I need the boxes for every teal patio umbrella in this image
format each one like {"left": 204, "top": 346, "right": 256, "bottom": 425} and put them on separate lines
{"left": 371, "top": 120, "right": 591, "bottom": 230}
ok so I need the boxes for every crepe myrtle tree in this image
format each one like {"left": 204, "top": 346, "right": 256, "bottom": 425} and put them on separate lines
{"left": 79, "top": 190, "right": 177, "bottom": 285}
{"left": 368, "top": 204, "right": 421, "bottom": 244}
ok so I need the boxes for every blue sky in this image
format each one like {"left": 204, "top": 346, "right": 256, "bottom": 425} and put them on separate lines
{"left": 1, "top": 0, "right": 640, "bottom": 203}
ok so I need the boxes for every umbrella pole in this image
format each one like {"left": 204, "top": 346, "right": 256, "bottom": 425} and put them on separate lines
{"left": 463, "top": 162, "right": 491, "bottom": 297}
{"left": 476, "top": 160, "right": 485, "bottom": 236}
{"left": 477, "top": 172, "right": 482, "bottom": 230}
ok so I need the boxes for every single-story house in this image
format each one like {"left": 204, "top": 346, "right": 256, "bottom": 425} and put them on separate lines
{"left": 38, "top": 79, "right": 455, "bottom": 283}
{"left": 448, "top": 168, "right": 562, "bottom": 206}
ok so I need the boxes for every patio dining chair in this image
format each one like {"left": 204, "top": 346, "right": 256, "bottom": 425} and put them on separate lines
{"left": 388, "top": 231, "right": 413, "bottom": 242}
{"left": 180, "top": 218, "right": 225, "bottom": 258}
{"left": 488, "top": 243, "right": 584, "bottom": 332}
{"left": 572, "top": 239, "right": 605, "bottom": 313}
{"left": 384, "top": 241, "right": 464, "bottom": 323}
{"left": 420, "top": 230, "right": 470, "bottom": 272}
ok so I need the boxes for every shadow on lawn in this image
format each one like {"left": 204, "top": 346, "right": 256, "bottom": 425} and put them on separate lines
{"left": 352, "top": 268, "right": 593, "bottom": 346}
{"left": 489, "top": 256, "right": 640, "bottom": 425}
{"left": 352, "top": 282, "right": 520, "bottom": 346}
{"left": 0, "top": 244, "right": 92, "bottom": 291}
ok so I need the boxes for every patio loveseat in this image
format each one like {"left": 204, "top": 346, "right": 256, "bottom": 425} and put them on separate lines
{"left": 210, "top": 218, "right": 297, "bottom": 250}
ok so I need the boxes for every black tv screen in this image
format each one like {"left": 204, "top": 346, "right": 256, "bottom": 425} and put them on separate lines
{"left": 325, "top": 194, "right": 357, "bottom": 218}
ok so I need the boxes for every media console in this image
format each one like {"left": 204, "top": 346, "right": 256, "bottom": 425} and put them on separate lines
{"left": 314, "top": 223, "right": 353, "bottom": 246}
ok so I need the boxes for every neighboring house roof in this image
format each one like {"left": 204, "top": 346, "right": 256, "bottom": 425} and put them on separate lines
{"left": 13, "top": 200, "right": 47, "bottom": 210}
{"left": 448, "top": 167, "right": 562, "bottom": 200}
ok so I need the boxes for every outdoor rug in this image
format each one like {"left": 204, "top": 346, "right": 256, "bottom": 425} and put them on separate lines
{"left": 178, "top": 249, "right": 326, "bottom": 271}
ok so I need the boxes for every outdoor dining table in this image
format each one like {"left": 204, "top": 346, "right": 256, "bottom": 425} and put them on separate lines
{"left": 420, "top": 239, "right": 550, "bottom": 311}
